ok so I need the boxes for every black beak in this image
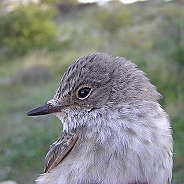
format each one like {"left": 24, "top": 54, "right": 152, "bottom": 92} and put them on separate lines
{"left": 27, "top": 103, "right": 64, "bottom": 116}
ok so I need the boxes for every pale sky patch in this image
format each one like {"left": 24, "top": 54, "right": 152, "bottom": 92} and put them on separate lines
{"left": 78, "top": 0, "right": 146, "bottom": 4}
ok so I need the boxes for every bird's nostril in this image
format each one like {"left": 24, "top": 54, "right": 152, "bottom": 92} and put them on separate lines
{"left": 48, "top": 104, "right": 53, "bottom": 108}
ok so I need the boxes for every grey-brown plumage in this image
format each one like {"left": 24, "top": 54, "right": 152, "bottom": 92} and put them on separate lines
{"left": 27, "top": 52, "right": 173, "bottom": 184}
{"left": 44, "top": 131, "right": 78, "bottom": 173}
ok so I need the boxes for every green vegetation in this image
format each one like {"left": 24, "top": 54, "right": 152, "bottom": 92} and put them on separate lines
{"left": 0, "top": 4, "right": 57, "bottom": 55}
{"left": 0, "top": 1, "right": 183, "bottom": 184}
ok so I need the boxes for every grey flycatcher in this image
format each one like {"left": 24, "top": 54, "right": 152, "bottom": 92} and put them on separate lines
{"left": 27, "top": 52, "right": 173, "bottom": 184}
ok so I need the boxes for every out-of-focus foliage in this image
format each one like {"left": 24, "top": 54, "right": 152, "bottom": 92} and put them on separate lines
{"left": 0, "top": 4, "right": 57, "bottom": 54}
{"left": 41, "top": 0, "right": 78, "bottom": 5}
{"left": 94, "top": 5, "right": 131, "bottom": 33}
{"left": 92, "top": 3, "right": 132, "bottom": 53}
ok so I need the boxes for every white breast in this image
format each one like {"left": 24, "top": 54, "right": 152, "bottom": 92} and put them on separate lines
{"left": 36, "top": 102, "right": 173, "bottom": 184}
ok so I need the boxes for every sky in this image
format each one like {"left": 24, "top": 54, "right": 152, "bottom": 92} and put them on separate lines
{"left": 78, "top": 0, "right": 146, "bottom": 4}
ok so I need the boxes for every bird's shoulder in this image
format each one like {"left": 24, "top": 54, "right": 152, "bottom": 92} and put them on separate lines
{"left": 44, "top": 131, "right": 78, "bottom": 173}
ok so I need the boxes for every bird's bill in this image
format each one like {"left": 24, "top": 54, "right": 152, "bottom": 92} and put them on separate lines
{"left": 27, "top": 103, "right": 63, "bottom": 116}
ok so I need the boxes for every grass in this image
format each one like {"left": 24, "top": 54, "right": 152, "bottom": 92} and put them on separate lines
{"left": 0, "top": 1, "right": 184, "bottom": 183}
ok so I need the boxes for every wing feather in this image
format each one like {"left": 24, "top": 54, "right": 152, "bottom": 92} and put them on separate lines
{"left": 44, "top": 131, "right": 78, "bottom": 173}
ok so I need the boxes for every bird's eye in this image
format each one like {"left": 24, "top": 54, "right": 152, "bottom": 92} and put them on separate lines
{"left": 77, "top": 87, "right": 92, "bottom": 99}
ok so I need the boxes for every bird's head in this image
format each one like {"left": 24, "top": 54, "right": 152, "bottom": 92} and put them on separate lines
{"left": 27, "top": 52, "right": 160, "bottom": 132}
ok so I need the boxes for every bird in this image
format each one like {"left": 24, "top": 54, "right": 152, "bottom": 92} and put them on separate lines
{"left": 27, "top": 52, "right": 173, "bottom": 184}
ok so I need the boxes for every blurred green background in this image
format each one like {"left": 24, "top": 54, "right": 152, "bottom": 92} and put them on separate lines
{"left": 0, "top": 0, "right": 183, "bottom": 183}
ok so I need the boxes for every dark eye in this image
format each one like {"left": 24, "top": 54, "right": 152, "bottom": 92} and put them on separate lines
{"left": 77, "top": 87, "right": 92, "bottom": 99}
